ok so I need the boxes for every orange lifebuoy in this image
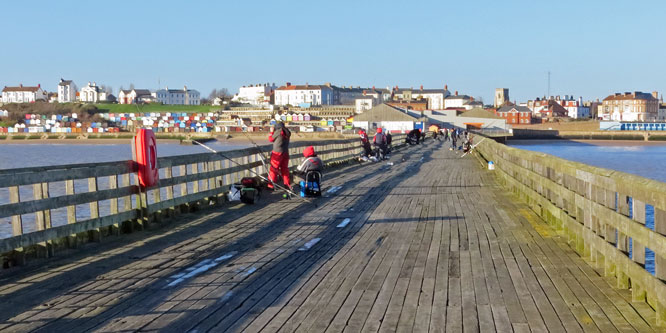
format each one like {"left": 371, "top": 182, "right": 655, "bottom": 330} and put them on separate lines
{"left": 133, "top": 129, "right": 159, "bottom": 188}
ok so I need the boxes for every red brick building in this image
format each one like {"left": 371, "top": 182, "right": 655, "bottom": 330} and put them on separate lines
{"left": 495, "top": 105, "right": 532, "bottom": 124}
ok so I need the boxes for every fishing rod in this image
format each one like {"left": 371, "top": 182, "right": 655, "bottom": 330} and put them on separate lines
{"left": 460, "top": 137, "right": 486, "bottom": 157}
{"left": 191, "top": 140, "right": 308, "bottom": 201}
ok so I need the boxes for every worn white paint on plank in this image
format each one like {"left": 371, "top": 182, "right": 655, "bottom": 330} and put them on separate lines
{"left": 242, "top": 267, "right": 257, "bottom": 277}
{"left": 337, "top": 218, "right": 351, "bottom": 228}
{"left": 326, "top": 186, "right": 342, "bottom": 194}
{"left": 166, "top": 252, "right": 237, "bottom": 287}
{"left": 298, "top": 238, "right": 321, "bottom": 251}
{"left": 220, "top": 291, "right": 234, "bottom": 303}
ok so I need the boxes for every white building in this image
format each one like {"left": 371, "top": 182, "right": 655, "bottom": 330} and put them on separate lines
{"left": 2, "top": 84, "right": 47, "bottom": 103}
{"left": 355, "top": 96, "right": 375, "bottom": 114}
{"left": 79, "top": 82, "right": 108, "bottom": 103}
{"left": 57, "top": 79, "right": 77, "bottom": 103}
{"left": 527, "top": 95, "right": 591, "bottom": 119}
{"left": 394, "top": 86, "right": 451, "bottom": 110}
{"left": 352, "top": 104, "right": 421, "bottom": 132}
{"left": 232, "top": 83, "right": 276, "bottom": 105}
{"left": 560, "top": 96, "right": 590, "bottom": 119}
{"left": 444, "top": 92, "right": 471, "bottom": 109}
{"left": 274, "top": 83, "right": 334, "bottom": 106}
{"left": 118, "top": 89, "right": 154, "bottom": 104}
{"left": 154, "top": 86, "right": 201, "bottom": 105}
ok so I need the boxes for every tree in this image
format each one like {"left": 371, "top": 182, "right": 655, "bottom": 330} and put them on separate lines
{"left": 208, "top": 89, "right": 218, "bottom": 100}
{"left": 99, "top": 84, "right": 113, "bottom": 95}
{"left": 129, "top": 83, "right": 135, "bottom": 90}
{"left": 208, "top": 88, "right": 231, "bottom": 100}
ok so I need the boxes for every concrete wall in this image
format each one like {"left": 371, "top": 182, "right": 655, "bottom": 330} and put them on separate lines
{"left": 475, "top": 139, "right": 666, "bottom": 327}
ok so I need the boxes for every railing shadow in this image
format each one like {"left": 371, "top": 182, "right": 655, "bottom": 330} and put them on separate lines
{"left": 0, "top": 139, "right": 441, "bottom": 331}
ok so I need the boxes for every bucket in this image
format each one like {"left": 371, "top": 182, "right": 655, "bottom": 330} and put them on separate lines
{"left": 488, "top": 161, "right": 495, "bottom": 170}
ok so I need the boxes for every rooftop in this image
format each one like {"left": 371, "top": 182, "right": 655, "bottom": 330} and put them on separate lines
{"left": 603, "top": 91, "right": 657, "bottom": 101}
{"left": 2, "top": 85, "right": 42, "bottom": 92}
{"left": 353, "top": 103, "right": 419, "bottom": 122}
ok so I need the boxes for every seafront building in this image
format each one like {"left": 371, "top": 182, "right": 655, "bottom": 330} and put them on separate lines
{"left": 118, "top": 89, "right": 154, "bottom": 104}
{"left": 79, "top": 82, "right": 109, "bottom": 103}
{"left": 597, "top": 91, "right": 659, "bottom": 121}
{"left": 232, "top": 83, "right": 276, "bottom": 106}
{"left": 1, "top": 84, "right": 47, "bottom": 103}
{"left": 526, "top": 95, "right": 590, "bottom": 120}
{"left": 274, "top": 83, "right": 335, "bottom": 106}
{"left": 154, "top": 86, "right": 201, "bottom": 105}
{"left": 57, "top": 79, "right": 77, "bottom": 103}
{"left": 495, "top": 105, "right": 532, "bottom": 124}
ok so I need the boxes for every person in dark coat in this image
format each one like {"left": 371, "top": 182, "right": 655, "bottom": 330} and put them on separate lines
{"left": 407, "top": 128, "right": 420, "bottom": 145}
{"left": 268, "top": 121, "right": 291, "bottom": 189}
{"left": 373, "top": 128, "right": 388, "bottom": 159}
{"left": 385, "top": 130, "right": 393, "bottom": 154}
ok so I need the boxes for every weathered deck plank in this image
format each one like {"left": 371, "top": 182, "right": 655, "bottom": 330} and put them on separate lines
{"left": 0, "top": 139, "right": 659, "bottom": 332}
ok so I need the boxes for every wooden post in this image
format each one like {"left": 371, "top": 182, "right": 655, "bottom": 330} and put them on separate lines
{"left": 109, "top": 175, "right": 120, "bottom": 235}
{"left": 165, "top": 166, "right": 174, "bottom": 216}
{"left": 179, "top": 164, "right": 188, "bottom": 213}
{"left": 65, "top": 179, "right": 78, "bottom": 246}
{"left": 631, "top": 199, "right": 646, "bottom": 266}
{"left": 655, "top": 208, "right": 666, "bottom": 282}
{"left": 9, "top": 186, "right": 25, "bottom": 265}
{"left": 88, "top": 177, "right": 101, "bottom": 242}
{"left": 121, "top": 173, "right": 132, "bottom": 233}
{"left": 33, "top": 182, "right": 53, "bottom": 257}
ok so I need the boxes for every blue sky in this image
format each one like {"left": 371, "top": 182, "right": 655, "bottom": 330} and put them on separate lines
{"left": 2, "top": 0, "right": 665, "bottom": 104}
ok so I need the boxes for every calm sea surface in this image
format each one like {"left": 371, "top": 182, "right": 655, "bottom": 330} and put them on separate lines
{"left": 508, "top": 139, "right": 666, "bottom": 275}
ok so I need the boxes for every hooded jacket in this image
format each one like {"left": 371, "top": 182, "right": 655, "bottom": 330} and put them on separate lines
{"left": 373, "top": 131, "right": 387, "bottom": 146}
{"left": 269, "top": 122, "right": 291, "bottom": 153}
{"left": 297, "top": 146, "right": 322, "bottom": 173}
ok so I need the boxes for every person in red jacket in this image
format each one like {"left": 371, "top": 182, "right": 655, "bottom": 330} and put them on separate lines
{"left": 268, "top": 121, "right": 291, "bottom": 189}
{"left": 359, "top": 129, "right": 372, "bottom": 157}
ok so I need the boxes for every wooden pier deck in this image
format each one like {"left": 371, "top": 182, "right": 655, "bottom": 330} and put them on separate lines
{"left": 0, "top": 140, "right": 659, "bottom": 332}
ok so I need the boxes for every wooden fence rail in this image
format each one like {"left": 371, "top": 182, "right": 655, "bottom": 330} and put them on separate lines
{"left": 475, "top": 138, "right": 666, "bottom": 326}
{"left": 0, "top": 134, "right": 405, "bottom": 264}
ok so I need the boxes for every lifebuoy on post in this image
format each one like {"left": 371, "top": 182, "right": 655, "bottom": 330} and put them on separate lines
{"left": 133, "top": 128, "right": 159, "bottom": 188}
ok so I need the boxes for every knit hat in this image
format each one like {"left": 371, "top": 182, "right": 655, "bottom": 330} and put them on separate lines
{"left": 303, "top": 146, "right": 316, "bottom": 157}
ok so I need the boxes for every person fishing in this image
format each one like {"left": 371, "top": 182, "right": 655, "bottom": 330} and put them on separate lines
{"left": 373, "top": 128, "right": 388, "bottom": 159}
{"left": 407, "top": 128, "right": 420, "bottom": 145}
{"left": 268, "top": 121, "right": 291, "bottom": 189}
{"left": 385, "top": 129, "right": 393, "bottom": 155}
{"left": 451, "top": 128, "right": 458, "bottom": 150}
{"left": 359, "top": 129, "right": 372, "bottom": 158}
{"left": 295, "top": 146, "right": 323, "bottom": 196}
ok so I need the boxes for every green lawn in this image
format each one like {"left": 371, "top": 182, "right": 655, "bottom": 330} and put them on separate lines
{"left": 93, "top": 104, "right": 222, "bottom": 114}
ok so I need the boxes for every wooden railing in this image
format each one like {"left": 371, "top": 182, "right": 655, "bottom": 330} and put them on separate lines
{"left": 0, "top": 135, "right": 405, "bottom": 265}
{"left": 475, "top": 139, "right": 666, "bottom": 326}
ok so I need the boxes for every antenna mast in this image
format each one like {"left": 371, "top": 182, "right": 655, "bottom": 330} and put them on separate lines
{"left": 547, "top": 71, "right": 551, "bottom": 97}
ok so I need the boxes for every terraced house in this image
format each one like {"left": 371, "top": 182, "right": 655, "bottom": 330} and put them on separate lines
{"left": 1, "top": 84, "right": 47, "bottom": 103}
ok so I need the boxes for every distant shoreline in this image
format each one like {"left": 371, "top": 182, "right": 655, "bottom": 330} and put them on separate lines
{"left": 0, "top": 133, "right": 351, "bottom": 145}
